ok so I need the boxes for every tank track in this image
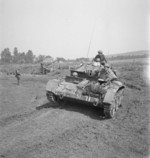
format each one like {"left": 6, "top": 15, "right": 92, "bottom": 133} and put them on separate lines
{"left": 46, "top": 91, "right": 65, "bottom": 105}
{"left": 104, "top": 88, "right": 124, "bottom": 118}
{"left": 46, "top": 91, "right": 57, "bottom": 104}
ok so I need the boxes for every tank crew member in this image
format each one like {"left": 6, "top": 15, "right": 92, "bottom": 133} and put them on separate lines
{"left": 93, "top": 50, "right": 107, "bottom": 66}
{"left": 82, "top": 78, "right": 107, "bottom": 96}
{"left": 104, "top": 63, "right": 117, "bottom": 81}
{"left": 15, "top": 69, "right": 21, "bottom": 85}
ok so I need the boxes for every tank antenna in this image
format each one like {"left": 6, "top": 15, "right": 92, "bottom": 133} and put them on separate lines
{"left": 86, "top": 19, "right": 97, "bottom": 58}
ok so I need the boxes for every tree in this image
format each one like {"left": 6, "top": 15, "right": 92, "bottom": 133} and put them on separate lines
{"left": 35, "top": 55, "right": 46, "bottom": 63}
{"left": 13, "top": 47, "right": 19, "bottom": 63}
{"left": 75, "top": 57, "right": 89, "bottom": 62}
{"left": 18, "top": 52, "right": 26, "bottom": 64}
{"left": 25, "top": 50, "right": 35, "bottom": 63}
{"left": 56, "top": 57, "right": 66, "bottom": 62}
{"left": 1, "top": 48, "right": 12, "bottom": 63}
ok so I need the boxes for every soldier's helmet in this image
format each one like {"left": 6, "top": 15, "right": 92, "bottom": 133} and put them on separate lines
{"left": 72, "top": 72, "right": 78, "bottom": 77}
{"left": 98, "top": 50, "right": 103, "bottom": 54}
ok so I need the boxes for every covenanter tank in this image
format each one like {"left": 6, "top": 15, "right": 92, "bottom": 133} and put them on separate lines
{"left": 46, "top": 62, "right": 125, "bottom": 118}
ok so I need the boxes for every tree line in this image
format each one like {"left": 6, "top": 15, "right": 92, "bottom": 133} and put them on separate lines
{"left": 0, "top": 47, "right": 90, "bottom": 64}
{"left": 107, "top": 54, "right": 149, "bottom": 60}
{"left": 0, "top": 47, "right": 35, "bottom": 64}
{"left": 0, "top": 47, "right": 55, "bottom": 64}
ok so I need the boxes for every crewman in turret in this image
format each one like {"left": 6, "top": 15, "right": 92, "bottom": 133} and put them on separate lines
{"left": 93, "top": 50, "right": 107, "bottom": 66}
{"left": 104, "top": 63, "right": 117, "bottom": 81}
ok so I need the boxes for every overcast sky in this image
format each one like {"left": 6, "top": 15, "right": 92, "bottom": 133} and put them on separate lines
{"left": 0, "top": 0, "right": 149, "bottom": 59}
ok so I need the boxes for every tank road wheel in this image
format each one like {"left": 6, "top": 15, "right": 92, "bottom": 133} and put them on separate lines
{"left": 104, "top": 89, "right": 124, "bottom": 118}
{"left": 46, "top": 91, "right": 57, "bottom": 104}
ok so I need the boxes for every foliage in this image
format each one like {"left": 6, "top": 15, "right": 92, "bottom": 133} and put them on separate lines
{"left": 56, "top": 57, "right": 66, "bottom": 62}
{"left": 1, "top": 48, "right": 12, "bottom": 63}
{"left": 0, "top": 47, "right": 55, "bottom": 64}
{"left": 35, "top": 55, "right": 46, "bottom": 63}
{"left": 107, "top": 54, "right": 149, "bottom": 61}
{"left": 25, "top": 50, "right": 35, "bottom": 63}
{"left": 0, "top": 47, "right": 35, "bottom": 64}
{"left": 12, "top": 47, "right": 19, "bottom": 63}
{"left": 75, "top": 57, "right": 90, "bottom": 62}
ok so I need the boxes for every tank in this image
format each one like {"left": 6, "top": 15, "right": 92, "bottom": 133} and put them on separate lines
{"left": 46, "top": 62, "right": 125, "bottom": 118}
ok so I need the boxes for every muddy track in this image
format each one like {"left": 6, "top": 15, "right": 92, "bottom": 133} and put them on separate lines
{"left": 0, "top": 95, "right": 149, "bottom": 158}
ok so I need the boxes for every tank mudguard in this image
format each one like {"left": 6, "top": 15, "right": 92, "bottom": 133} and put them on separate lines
{"left": 46, "top": 79, "right": 60, "bottom": 92}
{"left": 103, "top": 84, "right": 125, "bottom": 104}
{"left": 103, "top": 88, "right": 118, "bottom": 104}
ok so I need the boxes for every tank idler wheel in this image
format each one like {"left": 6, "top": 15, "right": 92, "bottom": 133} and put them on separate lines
{"left": 117, "top": 89, "right": 124, "bottom": 107}
{"left": 104, "top": 89, "right": 124, "bottom": 118}
{"left": 104, "top": 98, "right": 119, "bottom": 119}
{"left": 46, "top": 91, "right": 57, "bottom": 104}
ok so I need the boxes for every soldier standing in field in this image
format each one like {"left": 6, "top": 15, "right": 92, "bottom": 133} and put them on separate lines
{"left": 15, "top": 69, "right": 21, "bottom": 85}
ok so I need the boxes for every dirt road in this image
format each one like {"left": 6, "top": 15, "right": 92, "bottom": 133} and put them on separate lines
{"left": 0, "top": 59, "right": 149, "bottom": 158}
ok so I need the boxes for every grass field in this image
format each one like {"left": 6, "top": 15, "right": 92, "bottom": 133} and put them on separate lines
{"left": 0, "top": 57, "right": 149, "bottom": 158}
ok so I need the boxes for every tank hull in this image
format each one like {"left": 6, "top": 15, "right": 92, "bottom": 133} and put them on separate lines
{"left": 46, "top": 78, "right": 125, "bottom": 118}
